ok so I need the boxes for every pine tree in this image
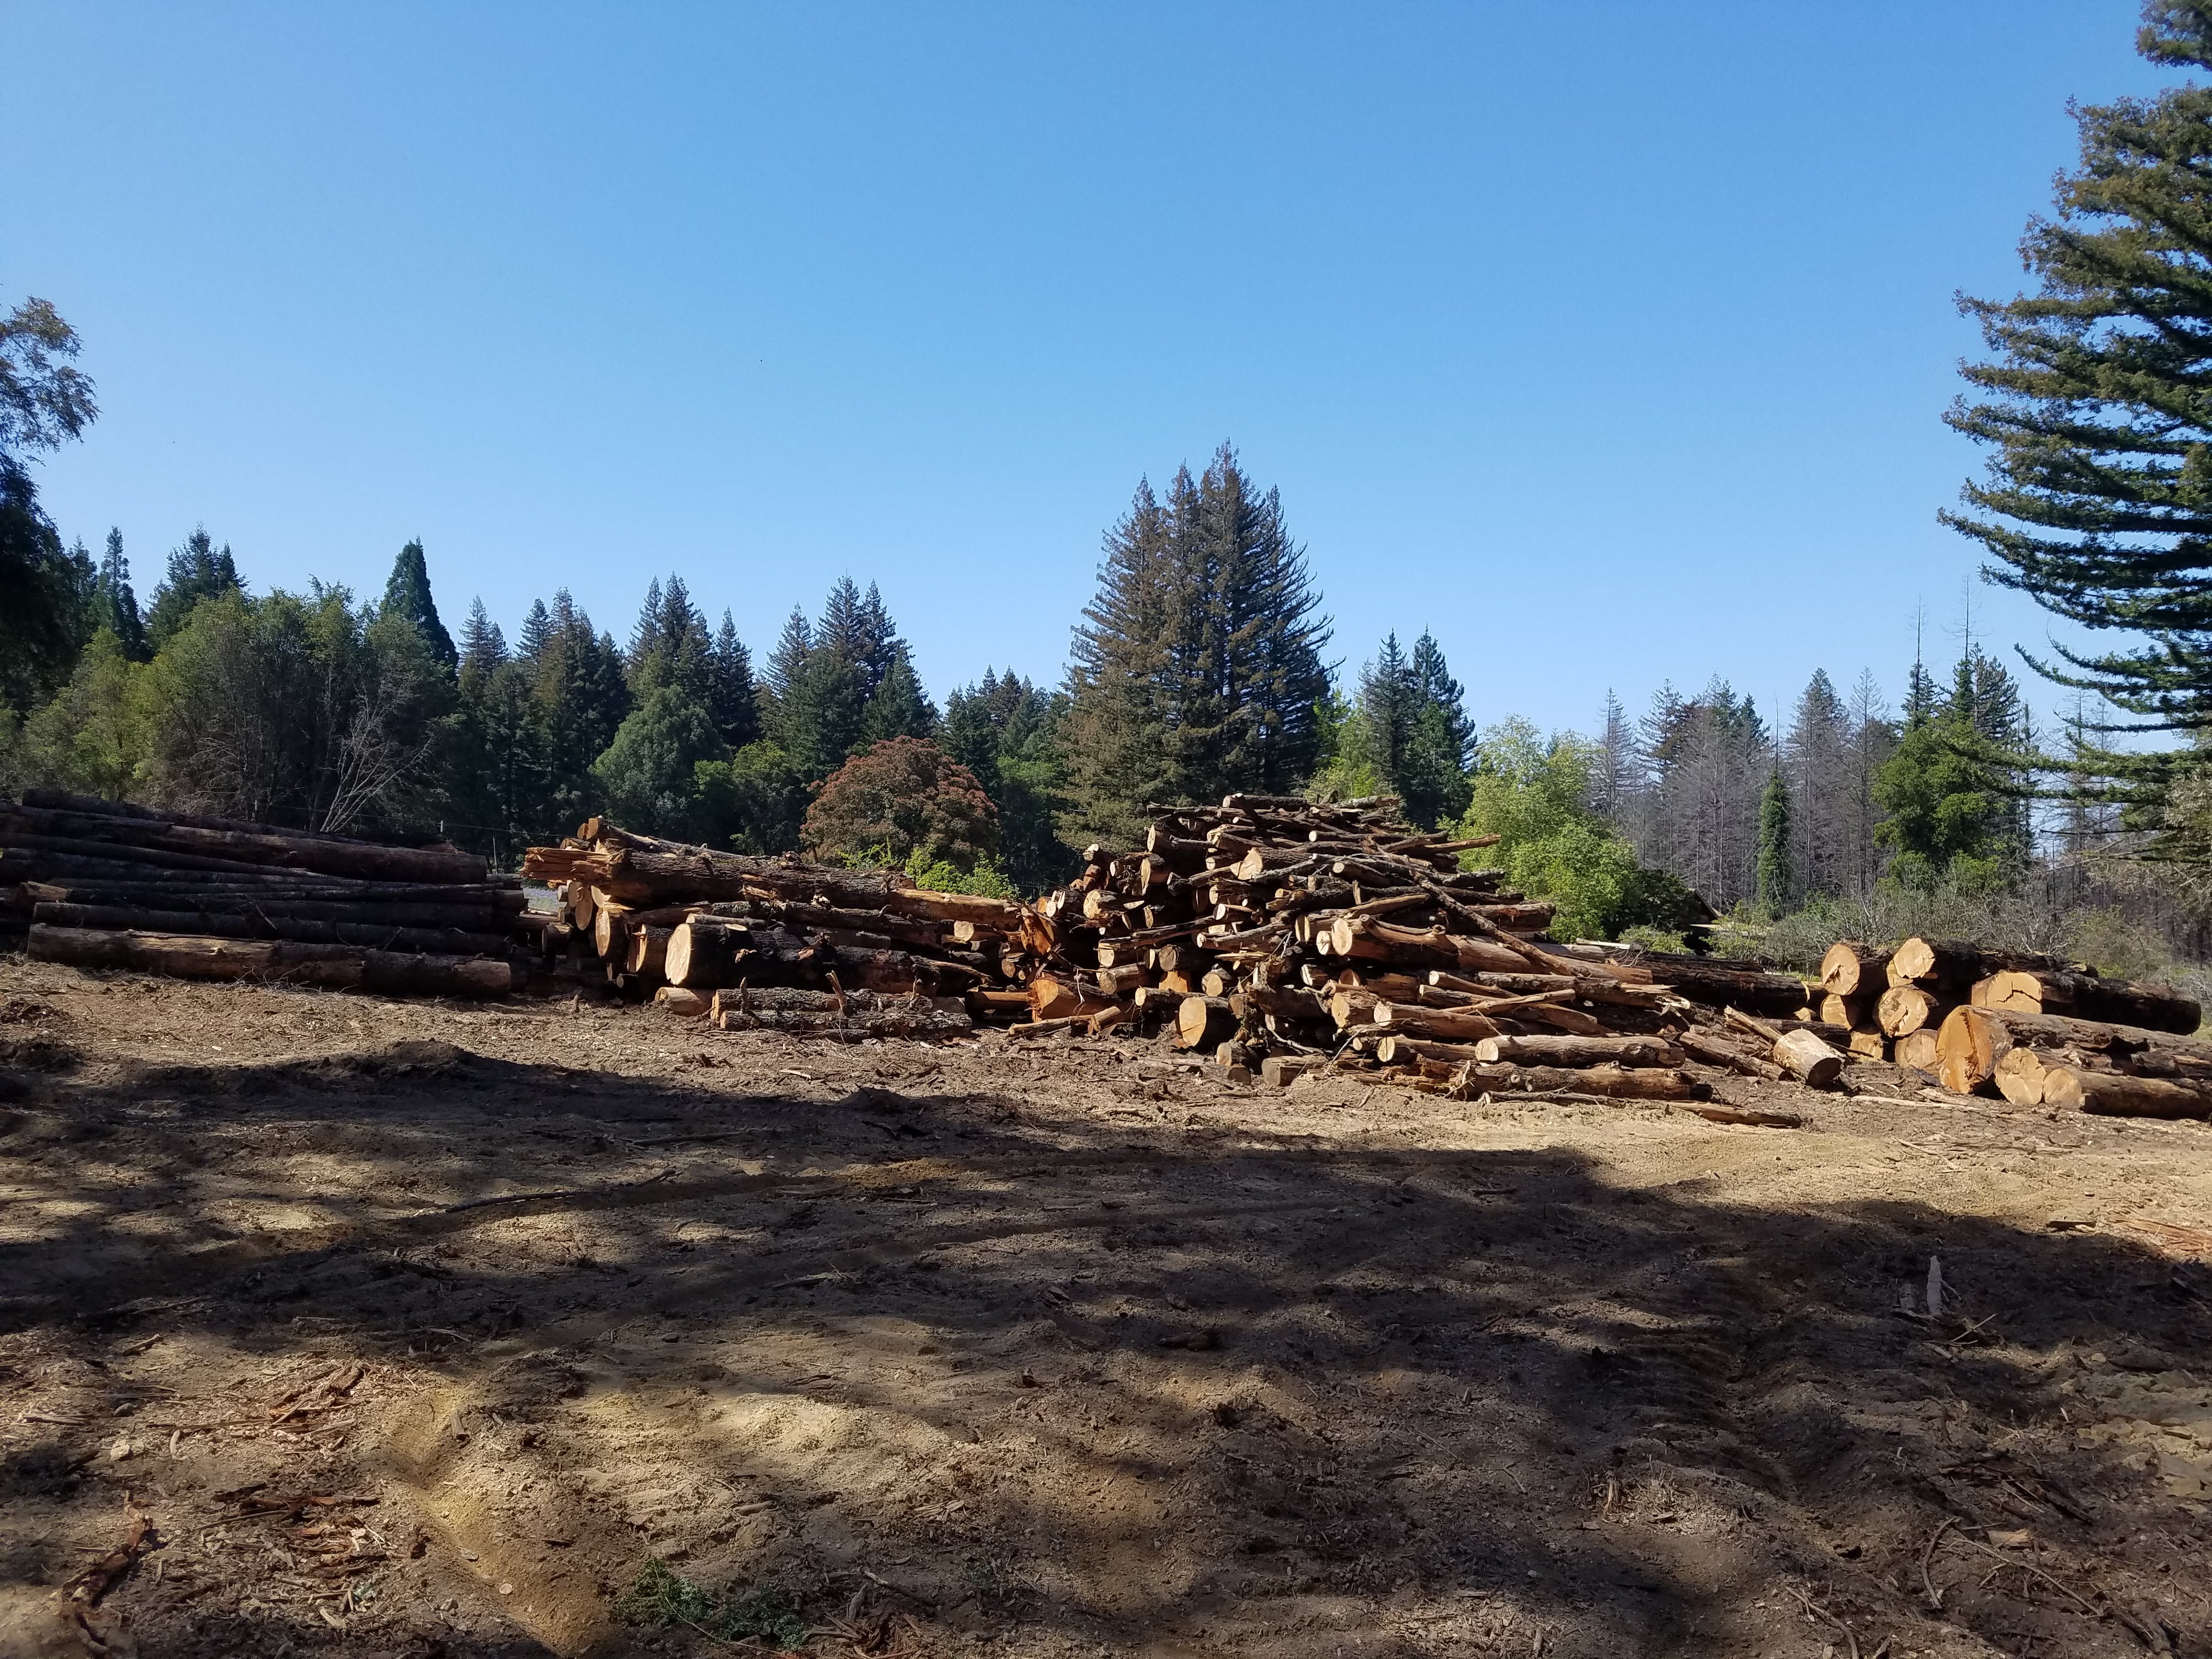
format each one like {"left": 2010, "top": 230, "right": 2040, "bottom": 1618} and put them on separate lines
{"left": 765, "top": 607, "right": 814, "bottom": 709}
{"left": 1843, "top": 670, "right": 1897, "bottom": 895}
{"left": 380, "top": 540, "right": 456, "bottom": 671}
{"left": 457, "top": 597, "right": 506, "bottom": 678}
{"left": 1783, "top": 669, "right": 1850, "bottom": 901}
{"left": 942, "top": 668, "right": 1075, "bottom": 890}
{"left": 626, "top": 574, "right": 710, "bottom": 701}
{"left": 1062, "top": 478, "right": 1178, "bottom": 843}
{"left": 517, "top": 598, "right": 553, "bottom": 665}
{"left": 1874, "top": 647, "right": 2032, "bottom": 887}
{"left": 1944, "top": 2, "right": 2212, "bottom": 820}
{"left": 1353, "top": 633, "right": 1420, "bottom": 785}
{"left": 783, "top": 648, "right": 865, "bottom": 784}
{"left": 1756, "top": 770, "right": 1792, "bottom": 913}
{"left": 93, "top": 528, "right": 149, "bottom": 661}
{"left": 1063, "top": 446, "right": 1330, "bottom": 841}
{"left": 1588, "top": 690, "right": 1638, "bottom": 821}
{"left": 1410, "top": 631, "right": 1474, "bottom": 769}
{"left": 707, "top": 611, "right": 762, "bottom": 749}
{"left": 145, "top": 527, "right": 244, "bottom": 647}
{"left": 859, "top": 646, "right": 937, "bottom": 744}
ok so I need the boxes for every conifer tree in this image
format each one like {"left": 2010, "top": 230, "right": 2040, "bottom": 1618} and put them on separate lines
{"left": 707, "top": 611, "right": 762, "bottom": 749}
{"left": 859, "top": 647, "right": 937, "bottom": 744}
{"left": 764, "top": 606, "right": 814, "bottom": 709}
{"left": 1354, "top": 633, "right": 1420, "bottom": 783}
{"left": 93, "top": 528, "right": 148, "bottom": 661}
{"left": 145, "top": 527, "right": 244, "bottom": 648}
{"left": 457, "top": 597, "right": 506, "bottom": 678}
{"left": 1410, "top": 631, "right": 1474, "bottom": 769}
{"left": 517, "top": 598, "right": 553, "bottom": 665}
{"left": 1756, "top": 770, "right": 1792, "bottom": 913}
{"left": 380, "top": 540, "right": 456, "bottom": 671}
{"left": 1063, "top": 447, "right": 1329, "bottom": 842}
{"left": 1945, "top": 2, "right": 2212, "bottom": 817}
{"left": 783, "top": 649, "right": 865, "bottom": 783}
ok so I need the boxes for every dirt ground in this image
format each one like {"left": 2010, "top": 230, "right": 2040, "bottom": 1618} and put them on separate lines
{"left": 2, "top": 957, "right": 2210, "bottom": 1658}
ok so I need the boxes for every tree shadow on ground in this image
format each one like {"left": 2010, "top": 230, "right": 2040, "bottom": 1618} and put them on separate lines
{"left": 1, "top": 1030, "right": 2208, "bottom": 1658}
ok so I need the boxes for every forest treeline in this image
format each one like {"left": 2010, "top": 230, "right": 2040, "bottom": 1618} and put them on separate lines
{"left": 13, "top": 4, "right": 2212, "bottom": 958}
{"left": 0, "top": 403, "right": 2064, "bottom": 947}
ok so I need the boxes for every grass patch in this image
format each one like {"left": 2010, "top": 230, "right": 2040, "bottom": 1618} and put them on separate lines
{"left": 616, "top": 1559, "right": 811, "bottom": 1650}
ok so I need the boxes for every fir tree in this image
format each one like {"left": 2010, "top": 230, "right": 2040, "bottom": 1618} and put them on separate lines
{"left": 517, "top": 598, "right": 553, "bottom": 665}
{"left": 1410, "top": 631, "right": 1474, "bottom": 768}
{"left": 859, "top": 646, "right": 937, "bottom": 744}
{"left": 1589, "top": 690, "right": 1638, "bottom": 821}
{"left": 1353, "top": 633, "right": 1421, "bottom": 786}
{"left": 942, "top": 668, "right": 1075, "bottom": 890}
{"left": 1944, "top": 3, "right": 2212, "bottom": 822}
{"left": 707, "top": 611, "right": 762, "bottom": 749}
{"left": 457, "top": 597, "right": 506, "bottom": 678}
{"left": 93, "top": 528, "right": 149, "bottom": 661}
{"left": 380, "top": 540, "right": 457, "bottom": 671}
{"left": 783, "top": 648, "right": 865, "bottom": 783}
{"left": 1874, "top": 647, "right": 2032, "bottom": 887}
{"left": 1063, "top": 447, "right": 1330, "bottom": 842}
{"left": 764, "top": 606, "right": 814, "bottom": 710}
{"left": 145, "top": 527, "right": 244, "bottom": 647}
{"left": 1756, "top": 770, "right": 1792, "bottom": 913}
{"left": 626, "top": 573, "right": 710, "bottom": 701}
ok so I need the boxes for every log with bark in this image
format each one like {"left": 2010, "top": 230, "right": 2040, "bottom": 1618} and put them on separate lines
{"left": 1971, "top": 968, "right": 2200, "bottom": 1035}
{"left": 1819, "top": 941, "right": 1892, "bottom": 997}
{"left": 1932, "top": 1003, "right": 2212, "bottom": 1096}
{"left": 1888, "top": 936, "right": 2078, "bottom": 991}
{"left": 28, "top": 924, "right": 516, "bottom": 997}
{"left": 2041, "top": 1068, "right": 2212, "bottom": 1119}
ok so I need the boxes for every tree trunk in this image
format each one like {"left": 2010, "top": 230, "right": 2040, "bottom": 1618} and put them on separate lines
{"left": 1974, "top": 968, "right": 2200, "bottom": 1035}
{"left": 1889, "top": 936, "right": 2074, "bottom": 990}
{"left": 1876, "top": 984, "right": 1949, "bottom": 1037}
{"left": 27, "top": 924, "right": 515, "bottom": 997}
{"left": 2044, "top": 1067, "right": 2212, "bottom": 1119}
{"left": 1029, "top": 974, "right": 1115, "bottom": 1022}
{"left": 1177, "top": 995, "right": 1239, "bottom": 1050}
{"left": 1819, "top": 942, "right": 1892, "bottom": 997}
{"left": 1371, "top": 1003, "right": 1510, "bottom": 1042}
{"left": 663, "top": 919, "right": 757, "bottom": 989}
{"left": 1773, "top": 1028, "right": 1846, "bottom": 1089}
{"left": 1894, "top": 1029, "right": 1941, "bottom": 1073}
{"left": 28, "top": 902, "right": 513, "bottom": 956}
{"left": 1471, "top": 1034, "right": 1684, "bottom": 1068}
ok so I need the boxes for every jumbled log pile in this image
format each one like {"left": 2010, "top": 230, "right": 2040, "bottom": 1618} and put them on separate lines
{"left": 5, "top": 789, "right": 524, "bottom": 998}
{"left": 1813, "top": 933, "right": 2209, "bottom": 1117}
{"left": 1015, "top": 793, "right": 1830, "bottom": 1105}
{"left": 520, "top": 820, "right": 1029, "bottom": 1038}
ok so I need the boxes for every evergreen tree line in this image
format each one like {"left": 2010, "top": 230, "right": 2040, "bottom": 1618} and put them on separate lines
{"left": 1587, "top": 646, "right": 2036, "bottom": 919}
{"left": 0, "top": 424, "right": 2068, "bottom": 922}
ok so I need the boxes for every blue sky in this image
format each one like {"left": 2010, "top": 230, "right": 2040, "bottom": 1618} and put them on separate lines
{"left": 5, "top": 1, "right": 2172, "bottom": 739}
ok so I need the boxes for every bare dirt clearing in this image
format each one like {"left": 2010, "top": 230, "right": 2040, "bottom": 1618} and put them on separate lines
{"left": 2, "top": 958, "right": 2210, "bottom": 1658}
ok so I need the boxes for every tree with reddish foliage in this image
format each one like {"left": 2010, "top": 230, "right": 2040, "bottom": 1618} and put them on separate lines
{"left": 802, "top": 736, "right": 999, "bottom": 873}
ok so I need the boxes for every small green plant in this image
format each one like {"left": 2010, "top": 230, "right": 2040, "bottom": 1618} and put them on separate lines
{"left": 616, "top": 1559, "right": 811, "bottom": 1650}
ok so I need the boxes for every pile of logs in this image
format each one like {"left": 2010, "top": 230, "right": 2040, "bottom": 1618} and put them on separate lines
{"left": 4, "top": 790, "right": 524, "bottom": 998}
{"left": 1815, "top": 934, "right": 2210, "bottom": 1116}
{"left": 520, "top": 819, "right": 1028, "bottom": 1036}
{"left": 1013, "top": 794, "right": 1833, "bottom": 1103}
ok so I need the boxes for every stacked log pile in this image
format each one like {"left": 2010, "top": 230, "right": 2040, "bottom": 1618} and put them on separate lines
{"left": 5, "top": 789, "right": 523, "bottom": 998}
{"left": 520, "top": 820, "right": 1026, "bottom": 1037}
{"left": 1810, "top": 933, "right": 2207, "bottom": 1115}
{"left": 1015, "top": 794, "right": 1831, "bottom": 1103}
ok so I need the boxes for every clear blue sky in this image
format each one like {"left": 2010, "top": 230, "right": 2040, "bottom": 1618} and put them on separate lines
{"left": 6, "top": 1, "right": 2171, "bottom": 740}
